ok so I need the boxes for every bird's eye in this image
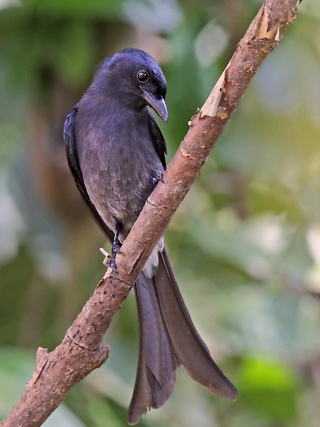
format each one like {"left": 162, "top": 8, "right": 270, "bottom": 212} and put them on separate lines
{"left": 137, "top": 69, "right": 149, "bottom": 83}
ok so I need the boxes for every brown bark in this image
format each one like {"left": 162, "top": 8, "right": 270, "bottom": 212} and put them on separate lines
{"left": 1, "top": 1, "right": 298, "bottom": 426}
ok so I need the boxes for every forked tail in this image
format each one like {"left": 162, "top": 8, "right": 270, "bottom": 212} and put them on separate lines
{"left": 128, "top": 248, "right": 238, "bottom": 424}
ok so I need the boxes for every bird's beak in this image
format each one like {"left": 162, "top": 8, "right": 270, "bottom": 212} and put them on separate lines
{"left": 141, "top": 89, "right": 168, "bottom": 122}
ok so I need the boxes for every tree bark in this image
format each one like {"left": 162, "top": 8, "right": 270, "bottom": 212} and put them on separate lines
{"left": 1, "top": 1, "right": 299, "bottom": 426}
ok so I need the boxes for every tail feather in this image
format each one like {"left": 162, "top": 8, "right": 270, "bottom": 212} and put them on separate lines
{"left": 156, "top": 249, "right": 238, "bottom": 399}
{"left": 127, "top": 271, "right": 180, "bottom": 425}
{"left": 128, "top": 248, "right": 238, "bottom": 424}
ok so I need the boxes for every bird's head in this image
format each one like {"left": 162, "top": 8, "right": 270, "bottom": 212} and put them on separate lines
{"left": 92, "top": 48, "right": 168, "bottom": 122}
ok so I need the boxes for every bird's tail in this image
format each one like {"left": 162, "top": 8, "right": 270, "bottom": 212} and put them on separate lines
{"left": 127, "top": 248, "right": 238, "bottom": 425}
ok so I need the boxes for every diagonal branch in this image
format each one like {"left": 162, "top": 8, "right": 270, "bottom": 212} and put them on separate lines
{"left": 1, "top": 1, "right": 298, "bottom": 426}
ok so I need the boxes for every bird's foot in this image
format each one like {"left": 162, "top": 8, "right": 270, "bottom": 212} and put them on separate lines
{"left": 109, "top": 246, "right": 123, "bottom": 272}
{"left": 109, "top": 256, "right": 117, "bottom": 272}
{"left": 109, "top": 232, "right": 123, "bottom": 272}
{"left": 152, "top": 170, "right": 164, "bottom": 185}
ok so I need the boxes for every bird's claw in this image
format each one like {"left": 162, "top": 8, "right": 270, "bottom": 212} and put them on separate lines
{"left": 152, "top": 171, "right": 165, "bottom": 185}
{"left": 100, "top": 246, "right": 122, "bottom": 272}
{"left": 109, "top": 255, "right": 118, "bottom": 273}
{"left": 109, "top": 232, "right": 123, "bottom": 272}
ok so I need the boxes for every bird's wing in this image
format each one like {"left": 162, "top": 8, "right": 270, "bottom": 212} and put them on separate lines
{"left": 64, "top": 106, "right": 114, "bottom": 242}
{"left": 148, "top": 112, "right": 167, "bottom": 169}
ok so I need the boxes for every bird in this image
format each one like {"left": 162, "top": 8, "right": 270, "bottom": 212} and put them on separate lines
{"left": 64, "top": 48, "right": 238, "bottom": 424}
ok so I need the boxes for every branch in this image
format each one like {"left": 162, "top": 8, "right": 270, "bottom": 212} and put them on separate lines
{"left": 2, "top": 1, "right": 298, "bottom": 425}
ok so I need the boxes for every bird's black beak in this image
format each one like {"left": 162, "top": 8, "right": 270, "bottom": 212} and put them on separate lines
{"left": 141, "top": 89, "right": 168, "bottom": 122}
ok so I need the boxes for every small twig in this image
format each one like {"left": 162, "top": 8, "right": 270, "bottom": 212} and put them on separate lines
{"left": 1, "top": 1, "right": 298, "bottom": 425}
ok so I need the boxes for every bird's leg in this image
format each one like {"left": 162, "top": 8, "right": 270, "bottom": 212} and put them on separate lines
{"left": 110, "top": 229, "right": 122, "bottom": 272}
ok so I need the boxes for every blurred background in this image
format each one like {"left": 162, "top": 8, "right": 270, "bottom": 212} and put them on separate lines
{"left": 1, "top": 0, "right": 320, "bottom": 426}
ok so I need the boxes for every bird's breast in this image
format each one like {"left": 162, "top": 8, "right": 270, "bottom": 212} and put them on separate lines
{"left": 76, "top": 104, "right": 164, "bottom": 236}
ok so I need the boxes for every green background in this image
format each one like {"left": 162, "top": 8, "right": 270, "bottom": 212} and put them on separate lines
{"left": 1, "top": 0, "right": 320, "bottom": 426}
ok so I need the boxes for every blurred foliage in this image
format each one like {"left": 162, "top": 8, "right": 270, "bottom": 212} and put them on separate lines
{"left": 1, "top": 0, "right": 320, "bottom": 426}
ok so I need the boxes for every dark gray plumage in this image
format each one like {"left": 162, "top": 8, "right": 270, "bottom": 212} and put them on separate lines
{"left": 64, "top": 48, "right": 237, "bottom": 424}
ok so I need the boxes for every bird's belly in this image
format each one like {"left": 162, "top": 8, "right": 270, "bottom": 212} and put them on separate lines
{"left": 79, "top": 122, "right": 164, "bottom": 238}
{"left": 86, "top": 169, "right": 155, "bottom": 239}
